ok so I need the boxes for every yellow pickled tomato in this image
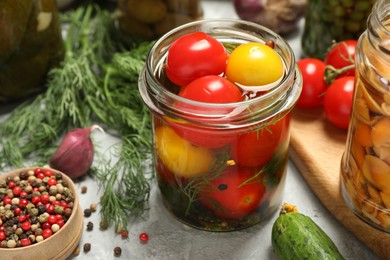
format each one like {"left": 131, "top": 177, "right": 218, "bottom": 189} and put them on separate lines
{"left": 155, "top": 126, "right": 214, "bottom": 178}
{"left": 225, "top": 42, "right": 284, "bottom": 86}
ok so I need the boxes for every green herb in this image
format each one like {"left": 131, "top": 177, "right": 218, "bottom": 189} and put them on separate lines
{"left": 0, "top": 5, "right": 154, "bottom": 230}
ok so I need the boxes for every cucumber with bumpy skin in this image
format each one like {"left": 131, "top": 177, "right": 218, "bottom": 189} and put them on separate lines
{"left": 272, "top": 203, "right": 345, "bottom": 260}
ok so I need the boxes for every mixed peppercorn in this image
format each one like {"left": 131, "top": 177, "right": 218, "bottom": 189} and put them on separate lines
{"left": 0, "top": 168, "right": 75, "bottom": 248}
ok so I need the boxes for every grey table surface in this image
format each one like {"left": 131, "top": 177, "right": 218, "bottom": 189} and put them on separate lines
{"left": 0, "top": 1, "right": 382, "bottom": 260}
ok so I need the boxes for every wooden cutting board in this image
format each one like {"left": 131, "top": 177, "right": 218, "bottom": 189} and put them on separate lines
{"left": 289, "top": 108, "right": 390, "bottom": 259}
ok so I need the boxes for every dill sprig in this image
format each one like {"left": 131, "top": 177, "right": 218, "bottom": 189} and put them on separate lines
{"left": 0, "top": 5, "right": 154, "bottom": 230}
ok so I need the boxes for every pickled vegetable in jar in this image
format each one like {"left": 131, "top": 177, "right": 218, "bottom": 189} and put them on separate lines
{"left": 340, "top": 0, "right": 390, "bottom": 232}
{"left": 0, "top": 0, "right": 64, "bottom": 102}
{"left": 139, "top": 20, "right": 302, "bottom": 231}
{"left": 302, "top": 0, "right": 376, "bottom": 59}
{"left": 116, "top": 0, "right": 203, "bottom": 40}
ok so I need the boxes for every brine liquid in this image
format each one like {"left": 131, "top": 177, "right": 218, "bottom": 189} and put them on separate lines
{"left": 152, "top": 113, "right": 290, "bottom": 231}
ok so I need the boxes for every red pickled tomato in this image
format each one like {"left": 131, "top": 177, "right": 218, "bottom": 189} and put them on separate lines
{"left": 20, "top": 238, "right": 31, "bottom": 247}
{"left": 170, "top": 75, "right": 243, "bottom": 148}
{"left": 230, "top": 116, "right": 289, "bottom": 168}
{"left": 42, "top": 228, "right": 53, "bottom": 239}
{"left": 165, "top": 32, "right": 228, "bottom": 86}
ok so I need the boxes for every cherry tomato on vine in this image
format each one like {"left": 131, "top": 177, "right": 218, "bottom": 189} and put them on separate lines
{"left": 199, "top": 166, "right": 266, "bottom": 219}
{"left": 178, "top": 75, "right": 243, "bottom": 103}
{"left": 296, "top": 58, "right": 327, "bottom": 109}
{"left": 230, "top": 116, "right": 289, "bottom": 168}
{"left": 226, "top": 42, "right": 284, "bottom": 86}
{"left": 323, "top": 76, "right": 355, "bottom": 129}
{"left": 325, "top": 40, "right": 357, "bottom": 79}
{"left": 154, "top": 125, "right": 214, "bottom": 178}
{"left": 165, "top": 32, "right": 228, "bottom": 86}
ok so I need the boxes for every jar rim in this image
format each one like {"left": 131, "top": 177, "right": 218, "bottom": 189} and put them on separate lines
{"left": 140, "top": 19, "right": 301, "bottom": 124}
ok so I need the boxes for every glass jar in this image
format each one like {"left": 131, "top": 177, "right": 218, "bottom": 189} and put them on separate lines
{"left": 301, "top": 0, "right": 376, "bottom": 59}
{"left": 341, "top": 0, "right": 390, "bottom": 232}
{"left": 0, "top": 0, "right": 64, "bottom": 102}
{"left": 139, "top": 20, "right": 302, "bottom": 231}
{"left": 116, "top": 0, "right": 203, "bottom": 40}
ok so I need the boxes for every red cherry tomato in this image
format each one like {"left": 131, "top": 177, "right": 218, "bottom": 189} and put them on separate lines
{"left": 325, "top": 40, "right": 357, "bottom": 78}
{"left": 296, "top": 58, "right": 327, "bottom": 109}
{"left": 166, "top": 32, "right": 228, "bottom": 86}
{"left": 323, "top": 76, "right": 355, "bottom": 129}
{"left": 230, "top": 116, "right": 289, "bottom": 168}
{"left": 178, "top": 75, "right": 243, "bottom": 103}
{"left": 170, "top": 75, "right": 243, "bottom": 148}
{"left": 198, "top": 166, "right": 266, "bottom": 219}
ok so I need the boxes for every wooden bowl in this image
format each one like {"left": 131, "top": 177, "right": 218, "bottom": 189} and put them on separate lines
{"left": 0, "top": 167, "right": 83, "bottom": 260}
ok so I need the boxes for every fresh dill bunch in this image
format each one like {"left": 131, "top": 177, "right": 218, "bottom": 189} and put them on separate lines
{"left": 0, "top": 4, "right": 155, "bottom": 230}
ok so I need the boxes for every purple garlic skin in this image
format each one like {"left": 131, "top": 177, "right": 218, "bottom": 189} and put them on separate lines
{"left": 49, "top": 125, "right": 103, "bottom": 179}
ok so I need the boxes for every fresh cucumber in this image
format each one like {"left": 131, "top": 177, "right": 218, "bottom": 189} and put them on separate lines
{"left": 271, "top": 203, "right": 345, "bottom": 260}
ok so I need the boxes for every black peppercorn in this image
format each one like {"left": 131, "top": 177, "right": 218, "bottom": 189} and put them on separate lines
{"left": 84, "top": 208, "right": 92, "bottom": 217}
{"left": 19, "top": 171, "right": 29, "bottom": 180}
{"left": 37, "top": 204, "right": 46, "bottom": 214}
{"left": 55, "top": 172, "right": 62, "bottom": 180}
{"left": 114, "top": 246, "right": 122, "bottom": 257}
{"left": 83, "top": 243, "right": 91, "bottom": 252}
{"left": 86, "top": 221, "right": 93, "bottom": 231}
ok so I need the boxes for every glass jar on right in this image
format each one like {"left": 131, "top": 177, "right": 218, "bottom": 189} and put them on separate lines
{"left": 341, "top": 0, "right": 390, "bottom": 232}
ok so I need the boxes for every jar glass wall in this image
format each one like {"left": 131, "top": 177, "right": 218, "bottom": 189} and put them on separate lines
{"left": 341, "top": 0, "right": 390, "bottom": 232}
{"left": 139, "top": 20, "right": 302, "bottom": 231}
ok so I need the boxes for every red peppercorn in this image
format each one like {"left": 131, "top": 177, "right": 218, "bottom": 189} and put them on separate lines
{"left": 121, "top": 230, "right": 128, "bottom": 239}
{"left": 41, "top": 194, "right": 50, "bottom": 204}
{"left": 56, "top": 214, "right": 63, "bottom": 220}
{"left": 42, "top": 228, "right": 53, "bottom": 239}
{"left": 47, "top": 178, "right": 57, "bottom": 186}
{"left": 12, "top": 186, "right": 22, "bottom": 196}
{"left": 56, "top": 219, "right": 65, "bottom": 228}
{"left": 8, "top": 181, "right": 15, "bottom": 189}
{"left": 14, "top": 207, "right": 22, "bottom": 216}
{"left": 48, "top": 215, "right": 58, "bottom": 225}
{"left": 33, "top": 187, "right": 39, "bottom": 192}
{"left": 46, "top": 204, "right": 55, "bottom": 214}
{"left": 20, "top": 191, "right": 28, "bottom": 198}
{"left": 52, "top": 200, "right": 61, "bottom": 206}
{"left": 18, "top": 214, "right": 27, "bottom": 223}
{"left": 21, "top": 221, "right": 31, "bottom": 231}
{"left": 31, "top": 196, "right": 41, "bottom": 205}
{"left": 60, "top": 201, "right": 68, "bottom": 209}
{"left": 0, "top": 231, "right": 6, "bottom": 241}
{"left": 19, "top": 198, "right": 29, "bottom": 208}
{"left": 36, "top": 172, "right": 45, "bottom": 179}
{"left": 42, "top": 222, "right": 51, "bottom": 230}
{"left": 20, "top": 238, "right": 32, "bottom": 247}
{"left": 3, "top": 196, "right": 11, "bottom": 205}
{"left": 139, "top": 232, "right": 149, "bottom": 243}
{"left": 34, "top": 168, "right": 43, "bottom": 175}
{"left": 44, "top": 170, "right": 53, "bottom": 177}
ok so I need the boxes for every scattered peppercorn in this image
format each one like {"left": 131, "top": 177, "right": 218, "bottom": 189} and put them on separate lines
{"left": 139, "top": 232, "right": 149, "bottom": 244}
{"left": 90, "top": 203, "right": 97, "bottom": 212}
{"left": 121, "top": 230, "right": 128, "bottom": 239}
{"left": 73, "top": 246, "right": 80, "bottom": 256}
{"left": 81, "top": 186, "right": 87, "bottom": 194}
{"left": 83, "top": 243, "right": 91, "bottom": 252}
{"left": 84, "top": 209, "right": 92, "bottom": 217}
{"left": 86, "top": 221, "right": 94, "bottom": 231}
{"left": 114, "top": 246, "right": 122, "bottom": 257}
{"left": 99, "top": 220, "right": 108, "bottom": 230}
